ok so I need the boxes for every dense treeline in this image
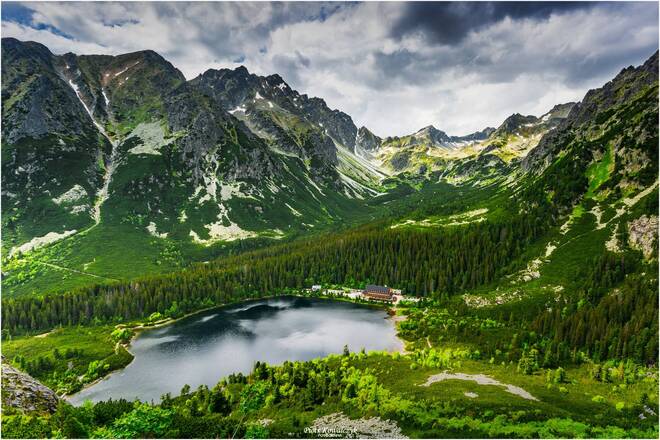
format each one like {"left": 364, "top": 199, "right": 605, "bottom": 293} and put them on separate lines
{"left": 2, "top": 212, "right": 547, "bottom": 335}
{"left": 4, "top": 351, "right": 657, "bottom": 439}
{"left": 534, "top": 270, "right": 658, "bottom": 365}
{"left": 532, "top": 249, "right": 658, "bottom": 365}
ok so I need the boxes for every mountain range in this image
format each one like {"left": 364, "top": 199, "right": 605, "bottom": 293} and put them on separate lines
{"left": 1, "top": 37, "right": 658, "bottom": 297}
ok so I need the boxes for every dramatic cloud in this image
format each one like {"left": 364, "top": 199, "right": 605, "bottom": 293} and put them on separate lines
{"left": 2, "top": 1, "right": 658, "bottom": 136}
{"left": 390, "top": 1, "right": 596, "bottom": 44}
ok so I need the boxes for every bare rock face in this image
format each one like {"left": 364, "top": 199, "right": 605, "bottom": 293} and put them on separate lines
{"left": 628, "top": 215, "right": 658, "bottom": 259}
{"left": 1, "top": 38, "right": 91, "bottom": 144}
{"left": 1, "top": 361, "right": 60, "bottom": 413}
{"left": 189, "top": 65, "right": 356, "bottom": 165}
{"left": 355, "top": 126, "right": 382, "bottom": 153}
{"left": 410, "top": 125, "right": 452, "bottom": 148}
{"left": 522, "top": 51, "right": 658, "bottom": 174}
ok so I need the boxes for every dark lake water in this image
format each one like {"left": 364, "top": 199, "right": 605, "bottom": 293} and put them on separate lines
{"left": 69, "top": 296, "right": 402, "bottom": 404}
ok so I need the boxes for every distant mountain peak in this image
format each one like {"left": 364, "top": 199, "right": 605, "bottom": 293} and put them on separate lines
{"left": 411, "top": 125, "right": 451, "bottom": 147}
{"left": 452, "top": 127, "right": 496, "bottom": 143}
{"left": 355, "top": 126, "right": 381, "bottom": 154}
{"left": 491, "top": 113, "right": 539, "bottom": 138}
{"left": 415, "top": 124, "right": 443, "bottom": 134}
{"left": 265, "top": 73, "right": 286, "bottom": 85}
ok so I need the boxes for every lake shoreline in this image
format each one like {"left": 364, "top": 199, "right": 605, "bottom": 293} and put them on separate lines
{"left": 68, "top": 294, "right": 405, "bottom": 404}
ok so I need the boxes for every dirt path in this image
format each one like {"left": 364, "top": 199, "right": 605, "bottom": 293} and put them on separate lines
{"left": 34, "top": 260, "right": 119, "bottom": 282}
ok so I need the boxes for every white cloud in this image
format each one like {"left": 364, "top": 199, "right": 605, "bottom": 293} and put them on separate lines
{"left": 2, "top": 1, "right": 657, "bottom": 136}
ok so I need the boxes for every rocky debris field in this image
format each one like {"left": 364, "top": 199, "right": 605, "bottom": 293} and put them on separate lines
{"left": 1, "top": 360, "right": 60, "bottom": 413}
{"left": 309, "top": 412, "right": 407, "bottom": 439}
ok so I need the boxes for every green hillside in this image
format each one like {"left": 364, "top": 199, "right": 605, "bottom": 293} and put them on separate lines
{"left": 1, "top": 38, "right": 658, "bottom": 439}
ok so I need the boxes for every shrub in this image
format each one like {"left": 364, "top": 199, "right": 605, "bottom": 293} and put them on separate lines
{"left": 1, "top": 414, "right": 52, "bottom": 438}
{"left": 103, "top": 403, "right": 173, "bottom": 438}
{"left": 245, "top": 423, "right": 270, "bottom": 439}
{"left": 111, "top": 328, "right": 133, "bottom": 343}
{"left": 148, "top": 312, "right": 163, "bottom": 322}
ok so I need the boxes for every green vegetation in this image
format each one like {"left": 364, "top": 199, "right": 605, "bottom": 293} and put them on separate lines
{"left": 586, "top": 143, "right": 614, "bottom": 198}
{"left": 2, "top": 202, "right": 554, "bottom": 336}
{"left": 3, "top": 326, "right": 133, "bottom": 395}
{"left": 3, "top": 349, "right": 657, "bottom": 438}
{"left": 1, "top": 39, "right": 658, "bottom": 440}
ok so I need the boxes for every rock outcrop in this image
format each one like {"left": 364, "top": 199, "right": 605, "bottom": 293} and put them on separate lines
{"left": 522, "top": 51, "right": 658, "bottom": 173}
{"left": 628, "top": 215, "right": 658, "bottom": 259}
{"left": 1, "top": 361, "right": 60, "bottom": 413}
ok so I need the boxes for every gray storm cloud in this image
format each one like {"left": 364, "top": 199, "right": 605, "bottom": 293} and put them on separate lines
{"left": 2, "top": 1, "right": 657, "bottom": 136}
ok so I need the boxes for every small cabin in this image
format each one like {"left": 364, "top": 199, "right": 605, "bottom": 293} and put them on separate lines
{"left": 362, "top": 284, "right": 393, "bottom": 301}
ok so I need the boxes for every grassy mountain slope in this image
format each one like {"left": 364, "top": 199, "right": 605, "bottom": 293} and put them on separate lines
{"left": 1, "top": 50, "right": 658, "bottom": 439}
{"left": 0, "top": 40, "right": 395, "bottom": 297}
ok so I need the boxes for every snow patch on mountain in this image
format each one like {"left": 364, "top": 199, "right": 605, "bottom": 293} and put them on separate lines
{"left": 64, "top": 74, "right": 120, "bottom": 225}
{"left": 111, "top": 61, "right": 140, "bottom": 78}
{"left": 67, "top": 79, "right": 107, "bottom": 135}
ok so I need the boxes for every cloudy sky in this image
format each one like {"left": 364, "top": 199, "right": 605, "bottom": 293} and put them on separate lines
{"left": 2, "top": 1, "right": 658, "bottom": 136}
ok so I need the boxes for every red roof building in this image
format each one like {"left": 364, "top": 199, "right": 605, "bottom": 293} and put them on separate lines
{"left": 362, "top": 284, "right": 393, "bottom": 301}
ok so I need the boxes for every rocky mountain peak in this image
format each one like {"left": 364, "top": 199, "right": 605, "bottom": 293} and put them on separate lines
{"left": 492, "top": 113, "right": 539, "bottom": 138}
{"left": 48, "top": 46, "right": 186, "bottom": 135}
{"left": 543, "top": 102, "right": 576, "bottom": 118}
{"left": 564, "top": 51, "right": 658, "bottom": 128}
{"left": 192, "top": 64, "right": 358, "bottom": 152}
{"left": 522, "top": 50, "right": 659, "bottom": 173}
{"left": 1, "top": 37, "right": 52, "bottom": 66}
{"left": 265, "top": 73, "right": 287, "bottom": 87}
{"left": 452, "top": 127, "right": 496, "bottom": 142}
{"left": 355, "top": 126, "right": 382, "bottom": 155}
{"left": 412, "top": 125, "right": 451, "bottom": 146}
{"left": 415, "top": 124, "right": 440, "bottom": 134}
{"left": 1, "top": 38, "right": 96, "bottom": 143}
{"left": 233, "top": 65, "right": 251, "bottom": 76}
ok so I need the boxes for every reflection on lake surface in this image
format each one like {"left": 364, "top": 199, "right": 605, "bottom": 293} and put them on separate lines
{"left": 69, "top": 296, "right": 401, "bottom": 404}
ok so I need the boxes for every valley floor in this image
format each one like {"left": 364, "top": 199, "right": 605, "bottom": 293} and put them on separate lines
{"left": 2, "top": 291, "right": 658, "bottom": 439}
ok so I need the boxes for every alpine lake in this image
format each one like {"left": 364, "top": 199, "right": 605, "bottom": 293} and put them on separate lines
{"left": 69, "top": 296, "right": 402, "bottom": 404}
